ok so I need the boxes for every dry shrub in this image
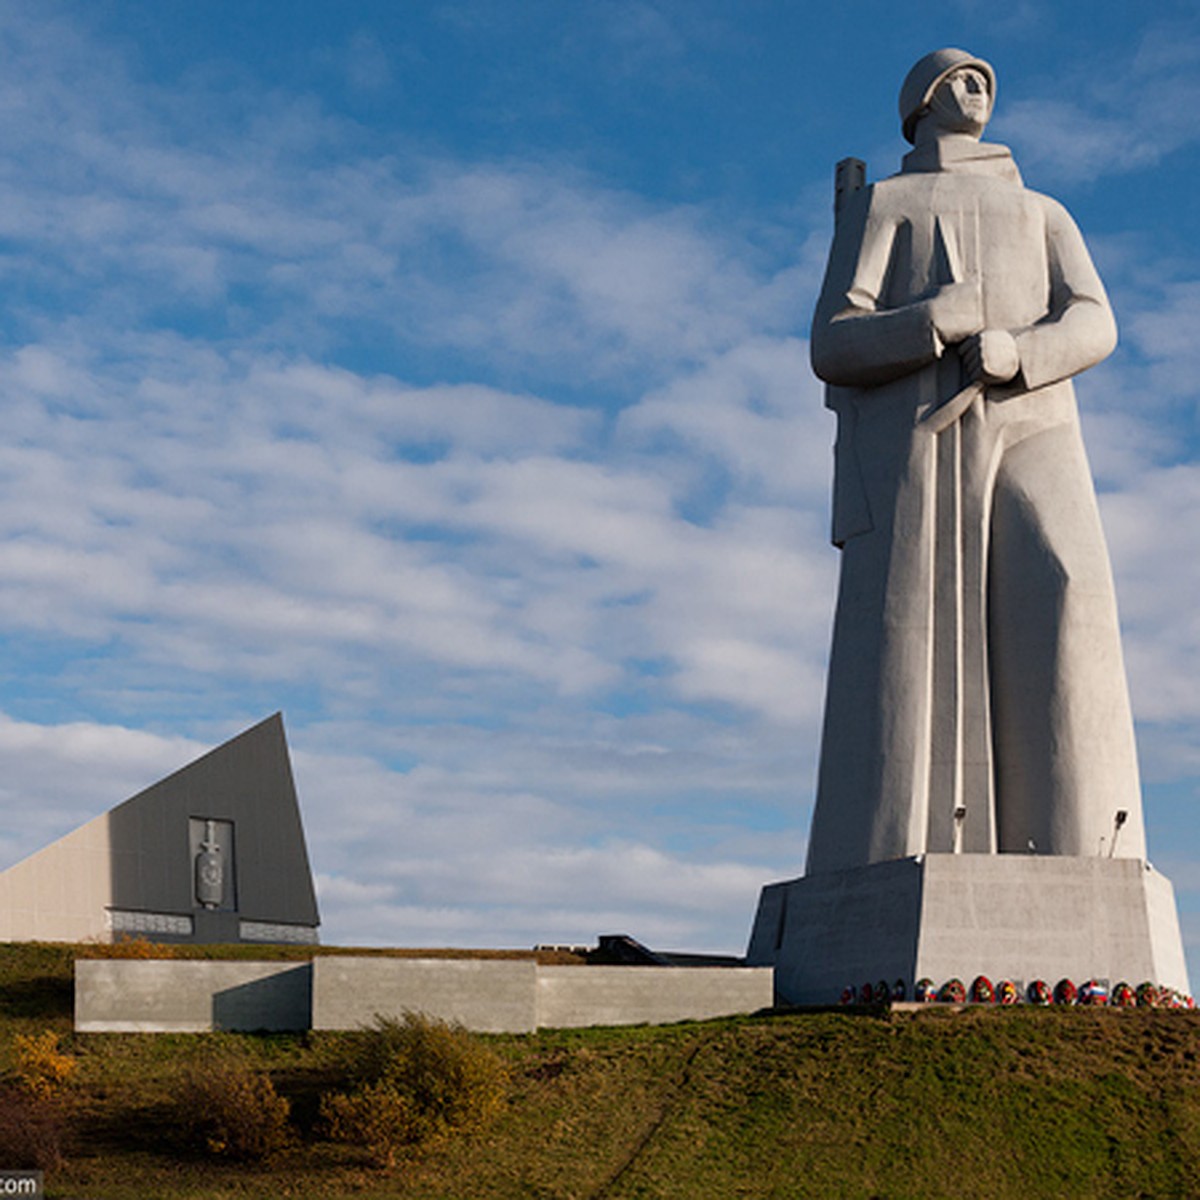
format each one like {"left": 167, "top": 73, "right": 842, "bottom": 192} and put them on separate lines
{"left": 79, "top": 936, "right": 176, "bottom": 959}
{"left": 321, "top": 1081, "right": 420, "bottom": 1169}
{"left": 176, "top": 1060, "right": 291, "bottom": 1161}
{"left": 13, "top": 1031, "right": 75, "bottom": 1099}
{"left": 320, "top": 1012, "right": 508, "bottom": 1169}
{"left": 0, "top": 1084, "right": 66, "bottom": 1172}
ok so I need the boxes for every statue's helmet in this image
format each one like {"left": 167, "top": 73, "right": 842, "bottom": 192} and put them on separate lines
{"left": 899, "top": 47, "right": 995, "bottom": 144}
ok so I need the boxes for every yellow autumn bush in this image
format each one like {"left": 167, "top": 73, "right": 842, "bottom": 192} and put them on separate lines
{"left": 320, "top": 1012, "right": 508, "bottom": 1169}
{"left": 13, "top": 1031, "right": 75, "bottom": 1099}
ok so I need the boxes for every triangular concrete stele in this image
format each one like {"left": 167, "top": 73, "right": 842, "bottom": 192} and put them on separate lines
{"left": 0, "top": 713, "right": 320, "bottom": 944}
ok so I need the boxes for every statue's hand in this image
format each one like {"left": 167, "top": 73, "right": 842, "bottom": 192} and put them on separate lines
{"left": 929, "top": 279, "right": 984, "bottom": 345}
{"left": 960, "top": 330, "right": 1020, "bottom": 384}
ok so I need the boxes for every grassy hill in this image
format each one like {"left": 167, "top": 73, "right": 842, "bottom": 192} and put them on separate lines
{"left": 2, "top": 942, "right": 1199, "bottom": 1199}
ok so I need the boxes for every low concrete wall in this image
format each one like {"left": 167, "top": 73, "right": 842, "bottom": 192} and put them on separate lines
{"left": 311, "top": 957, "right": 538, "bottom": 1034}
{"left": 76, "top": 956, "right": 774, "bottom": 1034}
{"left": 75, "top": 960, "right": 311, "bottom": 1032}
{"left": 536, "top": 965, "right": 773, "bottom": 1029}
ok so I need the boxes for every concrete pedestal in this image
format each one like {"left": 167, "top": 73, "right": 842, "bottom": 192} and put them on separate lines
{"left": 746, "top": 854, "right": 1190, "bottom": 1006}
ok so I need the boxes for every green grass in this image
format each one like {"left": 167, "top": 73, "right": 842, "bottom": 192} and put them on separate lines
{"left": 2, "top": 942, "right": 1199, "bottom": 1198}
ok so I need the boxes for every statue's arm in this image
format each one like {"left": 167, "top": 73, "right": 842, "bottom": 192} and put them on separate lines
{"left": 810, "top": 195, "right": 950, "bottom": 388}
{"left": 1011, "top": 198, "right": 1117, "bottom": 391}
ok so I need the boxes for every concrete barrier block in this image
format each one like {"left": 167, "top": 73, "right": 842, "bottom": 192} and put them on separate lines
{"left": 311, "top": 957, "right": 538, "bottom": 1033}
{"left": 75, "top": 960, "right": 311, "bottom": 1032}
{"left": 536, "top": 965, "right": 773, "bottom": 1029}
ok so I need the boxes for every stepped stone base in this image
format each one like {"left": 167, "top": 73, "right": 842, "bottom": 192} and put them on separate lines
{"left": 746, "top": 854, "right": 1190, "bottom": 1006}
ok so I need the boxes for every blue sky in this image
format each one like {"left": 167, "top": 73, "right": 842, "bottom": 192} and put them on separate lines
{"left": 0, "top": 1, "right": 1198, "bottom": 971}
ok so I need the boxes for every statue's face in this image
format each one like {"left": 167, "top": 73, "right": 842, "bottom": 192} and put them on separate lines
{"left": 927, "top": 66, "right": 992, "bottom": 137}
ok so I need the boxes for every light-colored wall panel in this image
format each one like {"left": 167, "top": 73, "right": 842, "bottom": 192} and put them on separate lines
{"left": 536, "top": 965, "right": 773, "bottom": 1029}
{"left": 75, "top": 959, "right": 311, "bottom": 1032}
{"left": 311, "top": 957, "right": 538, "bottom": 1034}
{"left": 0, "top": 815, "right": 112, "bottom": 942}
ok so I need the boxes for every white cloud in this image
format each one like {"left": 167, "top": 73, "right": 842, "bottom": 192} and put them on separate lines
{"left": 0, "top": 715, "right": 206, "bottom": 865}
{"left": 991, "top": 20, "right": 1200, "bottom": 185}
{"left": 1101, "top": 463, "right": 1200, "bottom": 725}
{"left": 0, "top": 313, "right": 844, "bottom": 721}
{"left": 1124, "top": 282, "right": 1200, "bottom": 402}
{"left": 289, "top": 712, "right": 807, "bottom": 950}
{"left": 621, "top": 336, "right": 829, "bottom": 506}
{"left": 0, "top": 15, "right": 805, "bottom": 386}
{"left": 340, "top": 30, "right": 394, "bottom": 94}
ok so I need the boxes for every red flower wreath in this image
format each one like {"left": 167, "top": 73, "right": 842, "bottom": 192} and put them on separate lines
{"left": 1053, "top": 978, "right": 1078, "bottom": 1006}
{"left": 939, "top": 978, "right": 967, "bottom": 1003}
{"left": 970, "top": 975, "right": 994, "bottom": 1003}
{"left": 1027, "top": 979, "right": 1051, "bottom": 1006}
{"left": 1111, "top": 982, "right": 1136, "bottom": 1008}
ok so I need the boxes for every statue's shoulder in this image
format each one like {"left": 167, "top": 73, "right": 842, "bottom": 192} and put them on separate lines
{"left": 875, "top": 173, "right": 928, "bottom": 191}
{"left": 830, "top": 173, "right": 941, "bottom": 237}
{"left": 1021, "top": 187, "right": 1074, "bottom": 219}
{"left": 865, "top": 171, "right": 940, "bottom": 209}
{"left": 1014, "top": 186, "right": 1087, "bottom": 237}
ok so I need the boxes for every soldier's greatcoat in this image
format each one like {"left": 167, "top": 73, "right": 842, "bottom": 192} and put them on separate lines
{"left": 806, "top": 138, "right": 1145, "bottom": 873}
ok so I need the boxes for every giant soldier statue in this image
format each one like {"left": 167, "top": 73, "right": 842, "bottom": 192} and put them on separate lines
{"left": 747, "top": 49, "right": 1189, "bottom": 1004}
{"left": 807, "top": 47, "right": 1144, "bottom": 872}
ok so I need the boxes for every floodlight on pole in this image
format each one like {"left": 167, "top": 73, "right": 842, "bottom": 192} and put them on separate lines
{"left": 953, "top": 806, "right": 967, "bottom": 854}
{"left": 1109, "top": 809, "right": 1129, "bottom": 858}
